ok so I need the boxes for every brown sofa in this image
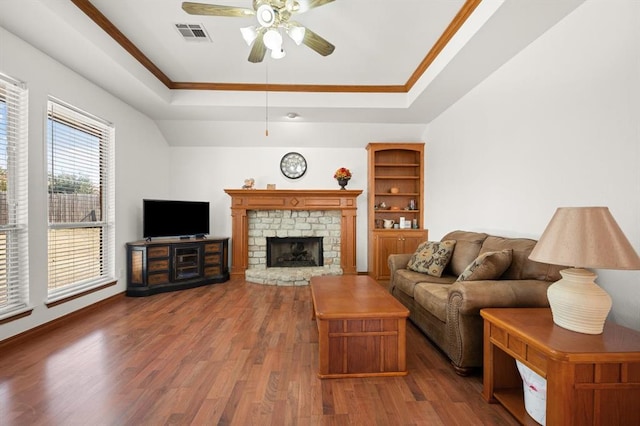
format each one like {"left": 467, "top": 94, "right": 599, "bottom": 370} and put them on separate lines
{"left": 387, "top": 230, "right": 564, "bottom": 375}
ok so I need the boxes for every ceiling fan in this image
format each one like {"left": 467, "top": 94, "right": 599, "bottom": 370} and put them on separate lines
{"left": 182, "top": 0, "right": 336, "bottom": 63}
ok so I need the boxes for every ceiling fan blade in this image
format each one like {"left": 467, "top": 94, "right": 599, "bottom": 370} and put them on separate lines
{"left": 295, "top": 0, "right": 335, "bottom": 14}
{"left": 248, "top": 32, "right": 267, "bottom": 63}
{"left": 182, "top": 2, "right": 255, "bottom": 18}
{"left": 300, "top": 26, "right": 335, "bottom": 56}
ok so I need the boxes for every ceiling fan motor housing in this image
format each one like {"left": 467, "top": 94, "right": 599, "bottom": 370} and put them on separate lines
{"left": 256, "top": 4, "right": 276, "bottom": 27}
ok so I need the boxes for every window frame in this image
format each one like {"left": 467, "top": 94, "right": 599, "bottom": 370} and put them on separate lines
{"left": 46, "top": 98, "right": 115, "bottom": 303}
{"left": 0, "top": 73, "right": 30, "bottom": 320}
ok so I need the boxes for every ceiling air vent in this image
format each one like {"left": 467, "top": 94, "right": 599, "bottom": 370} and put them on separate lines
{"left": 175, "top": 24, "right": 211, "bottom": 42}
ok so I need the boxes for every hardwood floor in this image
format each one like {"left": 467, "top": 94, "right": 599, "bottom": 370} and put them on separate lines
{"left": 0, "top": 279, "right": 518, "bottom": 425}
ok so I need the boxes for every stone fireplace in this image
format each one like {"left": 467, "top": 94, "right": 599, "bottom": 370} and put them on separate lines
{"left": 244, "top": 209, "right": 341, "bottom": 285}
{"left": 267, "top": 236, "right": 323, "bottom": 267}
{"left": 224, "top": 189, "right": 362, "bottom": 285}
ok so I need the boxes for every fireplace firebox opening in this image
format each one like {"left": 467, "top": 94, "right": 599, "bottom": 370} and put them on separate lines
{"left": 266, "top": 237, "right": 324, "bottom": 268}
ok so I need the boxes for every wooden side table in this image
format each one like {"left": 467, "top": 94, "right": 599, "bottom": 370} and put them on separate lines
{"left": 481, "top": 308, "right": 640, "bottom": 425}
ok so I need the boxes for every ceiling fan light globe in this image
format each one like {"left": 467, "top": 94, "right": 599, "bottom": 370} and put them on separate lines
{"left": 271, "top": 48, "right": 286, "bottom": 59}
{"left": 287, "top": 26, "right": 305, "bottom": 45}
{"left": 240, "top": 26, "right": 258, "bottom": 45}
{"left": 263, "top": 29, "right": 283, "bottom": 51}
{"left": 256, "top": 4, "right": 276, "bottom": 27}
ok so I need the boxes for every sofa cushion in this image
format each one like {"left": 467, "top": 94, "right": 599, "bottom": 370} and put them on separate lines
{"left": 407, "top": 240, "right": 457, "bottom": 277}
{"left": 394, "top": 269, "right": 427, "bottom": 297}
{"left": 414, "top": 282, "right": 452, "bottom": 322}
{"left": 457, "top": 249, "right": 513, "bottom": 281}
{"left": 441, "top": 230, "right": 489, "bottom": 276}
{"left": 479, "top": 236, "right": 563, "bottom": 281}
{"left": 394, "top": 269, "right": 455, "bottom": 298}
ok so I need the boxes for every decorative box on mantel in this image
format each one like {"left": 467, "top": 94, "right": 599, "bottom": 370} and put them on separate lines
{"left": 224, "top": 189, "right": 362, "bottom": 279}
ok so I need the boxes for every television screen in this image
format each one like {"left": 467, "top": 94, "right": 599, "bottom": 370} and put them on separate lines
{"left": 143, "top": 199, "right": 210, "bottom": 238}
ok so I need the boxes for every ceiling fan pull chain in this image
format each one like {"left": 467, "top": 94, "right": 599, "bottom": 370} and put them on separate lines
{"left": 265, "top": 61, "right": 269, "bottom": 137}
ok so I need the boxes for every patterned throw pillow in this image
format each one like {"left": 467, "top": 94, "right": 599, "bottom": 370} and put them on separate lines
{"left": 457, "top": 249, "right": 513, "bottom": 281}
{"left": 407, "top": 240, "right": 457, "bottom": 277}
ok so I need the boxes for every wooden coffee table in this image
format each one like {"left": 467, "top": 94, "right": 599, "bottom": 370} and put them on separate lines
{"left": 310, "top": 275, "right": 409, "bottom": 379}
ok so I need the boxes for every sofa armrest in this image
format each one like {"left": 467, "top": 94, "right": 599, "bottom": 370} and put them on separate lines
{"left": 387, "top": 253, "right": 413, "bottom": 292}
{"left": 447, "top": 279, "right": 552, "bottom": 316}
{"left": 445, "top": 279, "right": 552, "bottom": 369}
{"left": 388, "top": 253, "right": 412, "bottom": 274}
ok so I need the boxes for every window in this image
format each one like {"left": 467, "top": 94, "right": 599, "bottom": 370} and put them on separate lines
{"left": 47, "top": 99, "right": 115, "bottom": 302}
{"left": 0, "top": 73, "right": 29, "bottom": 319}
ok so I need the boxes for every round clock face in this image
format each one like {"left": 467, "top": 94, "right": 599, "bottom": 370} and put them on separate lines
{"left": 280, "top": 152, "right": 307, "bottom": 179}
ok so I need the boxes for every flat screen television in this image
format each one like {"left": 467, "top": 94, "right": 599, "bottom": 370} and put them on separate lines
{"left": 143, "top": 199, "right": 210, "bottom": 239}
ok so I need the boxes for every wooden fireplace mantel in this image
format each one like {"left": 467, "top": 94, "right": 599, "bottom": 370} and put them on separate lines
{"left": 224, "top": 189, "right": 363, "bottom": 278}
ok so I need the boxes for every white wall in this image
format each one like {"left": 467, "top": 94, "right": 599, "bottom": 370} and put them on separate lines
{"left": 165, "top": 126, "right": 427, "bottom": 274}
{"left": 0, "top": 27, "right": 171, "bottom": 341}
{"left": 424, "top": 0, "right": 640, "bottom": 329}
{"left": 0, "top": 24, "right": 426, "bottom": 340}
{"left": 161, "top": 121, "right": 427, "bottom": 274}
{"left": 168, "top": 146, "right": 370, "bottom": 271}
{"left": 5, "top": 0, "right": 638, "bottom": 340}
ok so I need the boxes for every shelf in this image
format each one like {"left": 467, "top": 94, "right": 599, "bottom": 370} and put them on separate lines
{"left": 494, "top": 389, "right": 539, "bottom": 426}
{"left": 374, "top": 176, "right": 420, "bottom": 180}
{"left": 374, "top": 163, "right": 420, "bottom": 167}
{"left": 375, "top": 228, "right": 425, "bottom": 232}
{"left": 177, "top": 271, "right": 199, "bottom": 280}
{"left": 367, "top": 142, "right": 425, "bottom": 279}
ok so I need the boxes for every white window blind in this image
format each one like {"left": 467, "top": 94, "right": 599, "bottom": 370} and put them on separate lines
{"left": 0, "top": 73, "right": 29, "bottom": 319}
{"left": 47, "top": 99, "right": 115, "bottom": 301}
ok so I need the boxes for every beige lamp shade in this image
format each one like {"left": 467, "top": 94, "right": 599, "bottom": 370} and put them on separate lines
{"left": 529, "top": 207, "right": 640, "bottom": 269}
{"left": 529, "top": 207, "right": 640, "bottom": 334}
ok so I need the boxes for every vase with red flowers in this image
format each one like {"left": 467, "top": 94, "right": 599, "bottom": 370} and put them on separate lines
{"left": 334, "top": 167, "right": 352, "bottom": 190}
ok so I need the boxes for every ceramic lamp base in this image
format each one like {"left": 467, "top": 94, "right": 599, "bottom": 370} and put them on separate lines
{"left": 547, "top": 268, "right": 612, "bottom": 334}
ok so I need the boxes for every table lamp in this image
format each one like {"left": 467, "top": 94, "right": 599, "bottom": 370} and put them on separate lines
{"left": 529, "top": 207, "right": 640, "bottom": 334}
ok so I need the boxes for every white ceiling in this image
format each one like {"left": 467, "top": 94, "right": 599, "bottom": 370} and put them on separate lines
{"left": 0, "top": 0, "right": 584, "bottom": 129}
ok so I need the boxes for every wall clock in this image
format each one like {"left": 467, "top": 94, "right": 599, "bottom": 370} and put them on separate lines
{"left": 280, "top": 152, "right": 307, "bottom": 179}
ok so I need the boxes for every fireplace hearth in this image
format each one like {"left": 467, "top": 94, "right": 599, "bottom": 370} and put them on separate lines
{"left": 267, "top": 237, "right": 323, "bottom": 268}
